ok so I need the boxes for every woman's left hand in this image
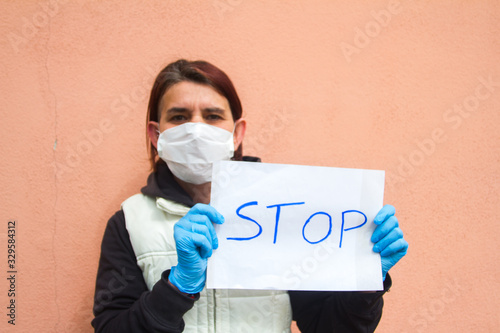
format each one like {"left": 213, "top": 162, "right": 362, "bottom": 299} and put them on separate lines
{"left": 371, "top": 204, "right": 408, "bottom": 280}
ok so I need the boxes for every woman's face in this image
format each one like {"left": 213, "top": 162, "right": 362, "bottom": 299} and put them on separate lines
{"left": 148, "top": 81, "right": 246, "bottom": 150}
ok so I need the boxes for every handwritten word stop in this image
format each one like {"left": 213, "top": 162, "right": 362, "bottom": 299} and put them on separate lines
{"left": 229, "top": 200, "right": 368, "bottom": 248}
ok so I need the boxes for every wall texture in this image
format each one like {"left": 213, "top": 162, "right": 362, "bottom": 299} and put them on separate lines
{"left": 1, "top": 0, "right": 499, "bottom": 332}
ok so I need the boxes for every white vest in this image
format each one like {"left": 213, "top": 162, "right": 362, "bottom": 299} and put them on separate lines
{"left": 122, "top": 194, "right": 292, "bottom": 333}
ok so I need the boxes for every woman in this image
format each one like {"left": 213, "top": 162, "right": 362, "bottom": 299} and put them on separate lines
{"left": 92, "top": 59, "right": 408, "bottom": 332}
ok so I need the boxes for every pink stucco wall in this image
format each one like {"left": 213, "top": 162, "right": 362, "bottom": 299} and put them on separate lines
{"left": 1, "top": 1, "right": 499, "bottom": 332}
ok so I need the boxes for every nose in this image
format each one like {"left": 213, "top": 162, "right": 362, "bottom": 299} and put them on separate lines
{"left": 190, "top": 111, "right": 205, "bottom": 123}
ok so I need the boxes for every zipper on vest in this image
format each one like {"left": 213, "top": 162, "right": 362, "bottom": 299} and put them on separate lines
{"left": 213, "top": 288, "right": 217, "bottom": 333}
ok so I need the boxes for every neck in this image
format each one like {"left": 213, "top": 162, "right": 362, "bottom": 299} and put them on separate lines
{"left": 175, "top": 177, "right": 212, "bottom": 204}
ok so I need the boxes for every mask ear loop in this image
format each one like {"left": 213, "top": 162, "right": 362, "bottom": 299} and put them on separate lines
{"left": 229, "top": 122, "right": 238, "bottom": 160}
{"left": 231, "top": 119, "right": 242, "bottom": 143}
{"left": 232, "top": 118, "right": 243, "bottom": 136}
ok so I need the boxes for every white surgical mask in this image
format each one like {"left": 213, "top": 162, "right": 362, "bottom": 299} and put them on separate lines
{"left": 157, "top": 122, "right": 235, "bottom": 184}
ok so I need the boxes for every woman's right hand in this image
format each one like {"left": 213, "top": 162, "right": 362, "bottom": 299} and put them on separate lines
{"left": 168, "top": 203, "right": 225, "bottom": 294}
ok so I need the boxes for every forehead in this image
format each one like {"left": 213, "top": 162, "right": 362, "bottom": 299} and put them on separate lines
{"left": 160, "top": 81, "right": 230, "bottom": 111}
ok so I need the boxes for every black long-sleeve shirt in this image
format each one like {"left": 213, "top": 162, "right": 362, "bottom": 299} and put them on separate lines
{"left": 92, "top": 161, "right": 391, "bottom": 332}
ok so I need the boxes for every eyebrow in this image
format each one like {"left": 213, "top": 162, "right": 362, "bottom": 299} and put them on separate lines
{"left": 165, "top": 107, "right": 226, "bottom": 115}
{"left": 166, "top": 107, "right": 190, "bottom": 115}
{"left": 203, "top": 107, "right": 226, "bottom": 114}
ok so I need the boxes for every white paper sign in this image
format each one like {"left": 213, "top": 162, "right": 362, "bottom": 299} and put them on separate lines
{"left": 207, "top": 161, "right": 385, "bottom": 291}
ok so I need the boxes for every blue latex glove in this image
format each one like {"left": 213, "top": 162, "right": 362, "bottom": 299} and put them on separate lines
{"left": 371, "top": 205, "right": 408, "bottom": 280}
{"left": 169, "top": 203, "right": 224, "bottom": 294}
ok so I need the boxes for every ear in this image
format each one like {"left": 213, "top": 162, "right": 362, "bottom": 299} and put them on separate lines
{"left": 147, "top": 121, "right": 160, "bottom": 149}
{"left": 233, "top": 118, "right": 247, "bottom": 150}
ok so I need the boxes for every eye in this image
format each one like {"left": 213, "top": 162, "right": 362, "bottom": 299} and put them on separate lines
{"left": 205, "top": 114, "right": 223, "bottom": 121}
{"left": 204, "top": 108, "right": 227, "bottom": 122}
{"left": 169, "top": 115, "right": 188, "bottom": 122}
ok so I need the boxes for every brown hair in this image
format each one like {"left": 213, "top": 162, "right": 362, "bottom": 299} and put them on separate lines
{"left": 146, "top": 59, "right": 243, "bottom": 171}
